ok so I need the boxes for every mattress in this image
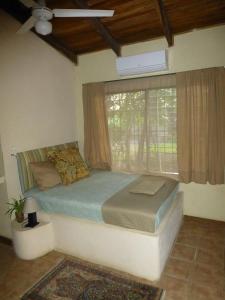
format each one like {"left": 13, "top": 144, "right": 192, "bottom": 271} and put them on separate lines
{"left": 25, "top": 170, "right": 178, "bottom": 233}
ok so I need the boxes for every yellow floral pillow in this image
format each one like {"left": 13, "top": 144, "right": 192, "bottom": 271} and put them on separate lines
{"left": 70, "top": 147, "right": 90, "bottom": 180}
{"left": 47, "top": 148, "right": 89, "bottom": 185}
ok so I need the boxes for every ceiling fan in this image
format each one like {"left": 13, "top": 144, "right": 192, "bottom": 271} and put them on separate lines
{"left": 18, "top": 0, "right": 114, "bottom": 35}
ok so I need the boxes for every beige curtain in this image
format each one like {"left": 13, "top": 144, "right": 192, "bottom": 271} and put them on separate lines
{"left": 83, "top": 82, "right": 112, "bottom": 169}
{"left": 177, "top": 67, "right": 225, "bottom": 184}
{"left": 105, "top": 74, "right": 177, "bottom": 175}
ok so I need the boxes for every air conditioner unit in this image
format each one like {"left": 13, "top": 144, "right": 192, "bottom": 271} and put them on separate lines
{"left": 116, "top": 50, "right": 168, "bottom": 76}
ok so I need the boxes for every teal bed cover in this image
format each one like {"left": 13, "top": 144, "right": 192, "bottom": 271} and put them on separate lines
{"left": 25, "top": 170, "right": 178, "bottom": 232}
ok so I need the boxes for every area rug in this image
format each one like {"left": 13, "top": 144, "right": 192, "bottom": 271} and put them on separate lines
{"left": 21, "top": 258, "right": 164, "bottom": 300}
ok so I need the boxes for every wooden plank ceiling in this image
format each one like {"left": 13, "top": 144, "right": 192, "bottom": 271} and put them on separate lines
{"left": 1, "top": 0, "right": 225, "bottom": 64}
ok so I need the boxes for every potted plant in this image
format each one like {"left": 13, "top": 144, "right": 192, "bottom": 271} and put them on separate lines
{"left": 6, "top": 196, "right": 25, "bottom": 223}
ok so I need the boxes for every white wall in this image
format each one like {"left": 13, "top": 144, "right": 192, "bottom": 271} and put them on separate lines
{"left": 74, "top": 25, "right": 225, "bottom": 222}
{"left": 0, "top": 11, "right": 77, "bottom": 237}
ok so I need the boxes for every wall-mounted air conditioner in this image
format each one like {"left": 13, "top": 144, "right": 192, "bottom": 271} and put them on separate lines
{"left": 116, "top": 50, "right": 168, "bottom": 76}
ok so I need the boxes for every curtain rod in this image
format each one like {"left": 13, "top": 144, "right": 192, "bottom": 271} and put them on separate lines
{"left": 104, "top": 71, "right": 176, "bottom": 84}
{"left": 104, "top": 66, "right": 225, "bottom": 84}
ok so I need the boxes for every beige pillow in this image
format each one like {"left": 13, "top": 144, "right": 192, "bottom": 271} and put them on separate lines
{"left": 29, "top": 161, "right": 61, "bottom": 190}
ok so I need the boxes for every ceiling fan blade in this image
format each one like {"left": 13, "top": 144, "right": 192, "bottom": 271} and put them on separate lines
{"left": 53, "top": 9, "right": 114, "bottom": 18}
{"left": 19, "top": 0, "right": 37, "bottom": 8}
{"left": 17, "top": 16, "right": 36, "bottom": 34}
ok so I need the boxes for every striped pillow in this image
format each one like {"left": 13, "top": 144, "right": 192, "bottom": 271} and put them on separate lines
{"left": 16, "top": 142, "right": 78, "bottom": 193}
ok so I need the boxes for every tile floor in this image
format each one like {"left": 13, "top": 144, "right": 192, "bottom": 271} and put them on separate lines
{"left": 0, "top": 215, "right": 224, "bottom": 300}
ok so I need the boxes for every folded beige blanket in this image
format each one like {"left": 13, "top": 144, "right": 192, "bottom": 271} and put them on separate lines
{"left": 129, "top": 177, "right": 166, "bottom": 195}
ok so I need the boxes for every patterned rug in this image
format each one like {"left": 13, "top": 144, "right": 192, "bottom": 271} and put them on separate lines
{"left": 21, "top": 259, "right": 164, "bottom": 300}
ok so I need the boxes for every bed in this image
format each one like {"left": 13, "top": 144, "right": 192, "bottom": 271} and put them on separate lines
{"left": 16, "top": 142, "right": 183, "bottom": 281}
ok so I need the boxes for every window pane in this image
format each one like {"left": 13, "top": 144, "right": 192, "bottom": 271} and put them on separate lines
{"left": 106, "top": 87, "right": 177, "bottom": 175}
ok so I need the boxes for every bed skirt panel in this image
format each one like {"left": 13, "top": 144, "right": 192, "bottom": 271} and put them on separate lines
{"left": 38, "top": 191, "right": 183, "bottom": 281}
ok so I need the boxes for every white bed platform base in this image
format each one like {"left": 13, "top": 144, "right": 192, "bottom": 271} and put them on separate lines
{"left": 38, "top": 191, "right": 183, "bottom": 281}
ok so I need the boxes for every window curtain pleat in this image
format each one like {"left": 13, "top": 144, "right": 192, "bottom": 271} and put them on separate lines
{"left": 83, "top": 83, "right": 112, "bottom": 170}
{"left": 176, "top": 67, "right": 225, "bottom": 184}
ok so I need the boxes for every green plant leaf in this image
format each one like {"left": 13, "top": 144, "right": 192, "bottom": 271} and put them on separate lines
{"left": 5, "top": 196, "right": 25, "bottom": 218}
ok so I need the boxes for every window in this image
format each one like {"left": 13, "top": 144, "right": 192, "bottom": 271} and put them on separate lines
{"left": 106, "top": 86, "right": 177, "bottom": 175}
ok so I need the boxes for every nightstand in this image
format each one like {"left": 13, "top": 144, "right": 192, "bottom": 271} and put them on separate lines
{"left": 11, "top": 220, "right": 55, "bottom": 260}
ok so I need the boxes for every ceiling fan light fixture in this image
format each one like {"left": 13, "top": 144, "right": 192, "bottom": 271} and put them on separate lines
{"left": 35, "top": 20, "right": 52, "bottom": 35}
{"left": 17, "top": 0, "right": 115, "bottom": 36}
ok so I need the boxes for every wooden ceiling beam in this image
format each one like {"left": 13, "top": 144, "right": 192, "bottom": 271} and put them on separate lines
{"left": 40, "top": 35, "right": 78, "bottom": 64}
{"left": 0, "top": 0, "right": 77, "bottom": 64}
{"left": 73, "top": 0, "right": 121, "bottom": 56}
{"left": 153, "top": 0, "right": 173, "bottom": 47}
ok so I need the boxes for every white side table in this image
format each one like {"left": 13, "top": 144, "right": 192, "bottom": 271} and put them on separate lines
{"left": 11, "top": 220, "right": 55, "bottom": 260}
